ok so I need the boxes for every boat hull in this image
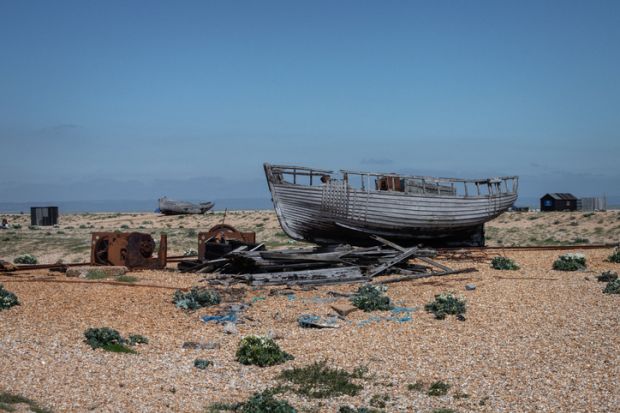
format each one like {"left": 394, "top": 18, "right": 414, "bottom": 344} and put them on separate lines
{"left": 265, "top": 165, "right": 517, "bottom": 247}
{"left": 158, "top": 197, "right": 214, "bottom": 215}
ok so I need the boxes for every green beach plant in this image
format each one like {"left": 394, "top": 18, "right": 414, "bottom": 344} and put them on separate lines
{"left": 425, "top": 293, "right": 466, "bottom": 320}
{"left": 236, "top": 335, "right": 293, "bottom": 367}
{"left": 350, "top": 284, "right": 393, "bottom": 312}
{"left": 490, "top": 256, "right": 519, "bottom": 270}
{"left": 552, "top": 253, "right": 586, "bottom": 271}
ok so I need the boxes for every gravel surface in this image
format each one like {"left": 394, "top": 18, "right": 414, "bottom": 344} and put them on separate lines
{"left": 1, "top": 248, "right": 618, "bottom": 412}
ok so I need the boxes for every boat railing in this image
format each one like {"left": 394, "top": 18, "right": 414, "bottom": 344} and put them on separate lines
{"left": 267, "top": 164, "right": 518, "bottom": 197}
{"left": 269, "top": 164, "right": 334, "bottom": 186}
{"left": 341, "top": 170, "right": 518, "bottom": 197}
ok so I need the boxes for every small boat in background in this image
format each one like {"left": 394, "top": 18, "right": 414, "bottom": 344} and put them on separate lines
{"left": 158, "top": 196, "right": 214, "bottom": 215}
{"left": 263, "top": 163, "right": 518, "bottom": 247}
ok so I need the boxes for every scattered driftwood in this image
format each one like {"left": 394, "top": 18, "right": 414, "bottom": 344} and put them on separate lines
{"left": 180, "top": 233, "right": 471, "bottom": 286}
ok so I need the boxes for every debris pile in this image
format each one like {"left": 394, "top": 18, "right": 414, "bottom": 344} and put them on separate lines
{"left": 180, "top": 234, "right": 476, "bottom": 286}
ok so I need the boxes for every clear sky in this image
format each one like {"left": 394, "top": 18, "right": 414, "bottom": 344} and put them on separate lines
{"left": 1, "top": 0, "right": 618, "bottom": 203}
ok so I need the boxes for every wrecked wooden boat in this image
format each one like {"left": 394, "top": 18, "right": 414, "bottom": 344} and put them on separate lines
{"left": 264, "top": 163, "right": 518, "bottom": 246}
{"left": 158, "top": 197, "right": 214, "bottom": 215}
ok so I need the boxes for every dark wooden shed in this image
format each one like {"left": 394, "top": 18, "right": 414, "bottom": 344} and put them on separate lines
{"left": 30, "top": 206, "right": 59, "bottom": 226}
{"left": 540, "top": 193, "right": 577, "bottom": 212}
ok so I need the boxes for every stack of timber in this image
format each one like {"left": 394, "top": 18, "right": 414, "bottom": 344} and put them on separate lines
{"left": 179, "top": 235, "right": 476, "bottom": 286}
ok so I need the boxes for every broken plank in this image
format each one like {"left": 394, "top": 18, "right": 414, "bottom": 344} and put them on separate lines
{"left": 249, "top": 266, "right": 362, "bottom": 281}
{"left": 366, "top": 247, "right": 420, "bottom": 278}
{"left": 376, "top": 267, "right": 478, "bottom": 284}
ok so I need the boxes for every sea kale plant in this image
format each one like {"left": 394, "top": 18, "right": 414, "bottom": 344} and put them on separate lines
{"left": 173, "top": 287, "right": 221, "bottom": 310}
{"left": 0, "top": 284, "right": 19, "bottom": 310}
{"left": 13, "top": 254, "right": 37, "bottom": 265}
{"left": 236, "top": 335, "right": 293, "bottom": 367}
{"left": 350, "top": 284, "right": 393, "bottom": 312}
{"left": 239, "top": 391, "right": 296, "bottom": 413}
{"left": 490, "top": 256, "right": 519, "bottom": 270}
{"left": 425, "top": 293, "right": 466, "bottom": 320}
{"left": 277, "top": 360, "right": 365, "bottom": 399}
{"left": 608, "top": 248, "right": 620, "bottom": 263}
{"left": 207, "top": 390, "right": 296, "bottom": 413}
{"left": 84, "top": 327, "right": 148, "bottom": 353}
{"left": 552, "top": 253, "right": 587, "bottom": 271}
{"left": 603, "top": 279, "right": 620, "bottom": 294}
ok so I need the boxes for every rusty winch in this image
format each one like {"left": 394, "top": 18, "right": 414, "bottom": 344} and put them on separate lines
{"left": 90, "top": 232, "right": 167, "bottom": 270}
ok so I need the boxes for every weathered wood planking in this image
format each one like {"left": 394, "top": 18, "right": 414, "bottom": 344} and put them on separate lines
{"left": 264, "top": 163, "right": 518, "bottom": 246}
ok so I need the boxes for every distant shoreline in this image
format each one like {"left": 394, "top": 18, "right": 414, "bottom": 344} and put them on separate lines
{"left": 0, "top": 198, "right": 273, "bottom": 213}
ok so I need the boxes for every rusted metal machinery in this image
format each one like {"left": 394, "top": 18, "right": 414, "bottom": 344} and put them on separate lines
{"left": 90, "top": 232, "right": 167, "bottom": 270}
{"left": 198, "top": 224, "right": 257, "bottom": 261}
{"left": 202, "top": 224, "right": 256, "bottom": 244}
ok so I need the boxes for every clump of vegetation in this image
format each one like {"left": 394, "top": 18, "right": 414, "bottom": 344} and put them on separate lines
{"left": 173, "top": 287, "right": 221, "bottom": 310}
{"left": 427, "top": 381, "right": 451, "bottom": 396}
{"left": 0, "top": 392, "right": 52, "bottom": 413}
{"left": 552, "top": 253, "right": 586, "bottom": 271}
{"left": 603, "top": 279, "right": 620, "bottom": 294}
{"left": 236, "top": 335, "right": 293, "bottom": 367}
{"left": 407, "top": 382, "right": 425, "bottom": 392}
{"left": 350, "top": 284, "right": 393, "bottom": 312}
{"left": 425, "top": 293, "right": 466, "bottom": 320}
{"left": 597, "top": 271, "right": 618, "bottom": 282}
{"left": 116, "top": 275, "right": 138, "bottom": 283}
{"left": 608, "top": 248, "right": 620, "bottom": 263}
{"left": 338, "top": 407, "right": 381, "bottom": 413}
{"left": 84, "top": 327, "right": 147, "bottom": 353}
{"left": 120, "top": 224, "right": 130, "bottom": 229}
{"left": 431, "top": 409, "right": 457, "bottom": 413}
{"left": 0, "top": 284, "right": 20, "bottom": 310}
{"left": 207, "top": 390, "right": 296, "bottom": 413}
{"left": 277, "top": 360, "right": 364, "bottom": 398}
{"left": 369, "top": 394, "right": 389, "bottom": 408}
{"left": 85, "top": 269, "right": 109, "bottom": 280}
{"left": 128, "top": 334, "right": 149, "bottom": 345}
{"left": 240, "top": 391, "right": 295, "bottom": 413}
{"left": 13, "top": 254, "right": 38, "bottom": 264}
{"left": 194, "top": 359, "right": 213, "bottom": 369}
{"left": 84, "top": 327, "right": 134, "bottom": 353}
{"left": 490, "top": 256, "right": 519, "bottom": 270}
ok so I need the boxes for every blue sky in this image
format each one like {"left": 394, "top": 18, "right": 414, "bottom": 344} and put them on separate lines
{"left": 1, "top": 0, "right": 618, "bottom": 203}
